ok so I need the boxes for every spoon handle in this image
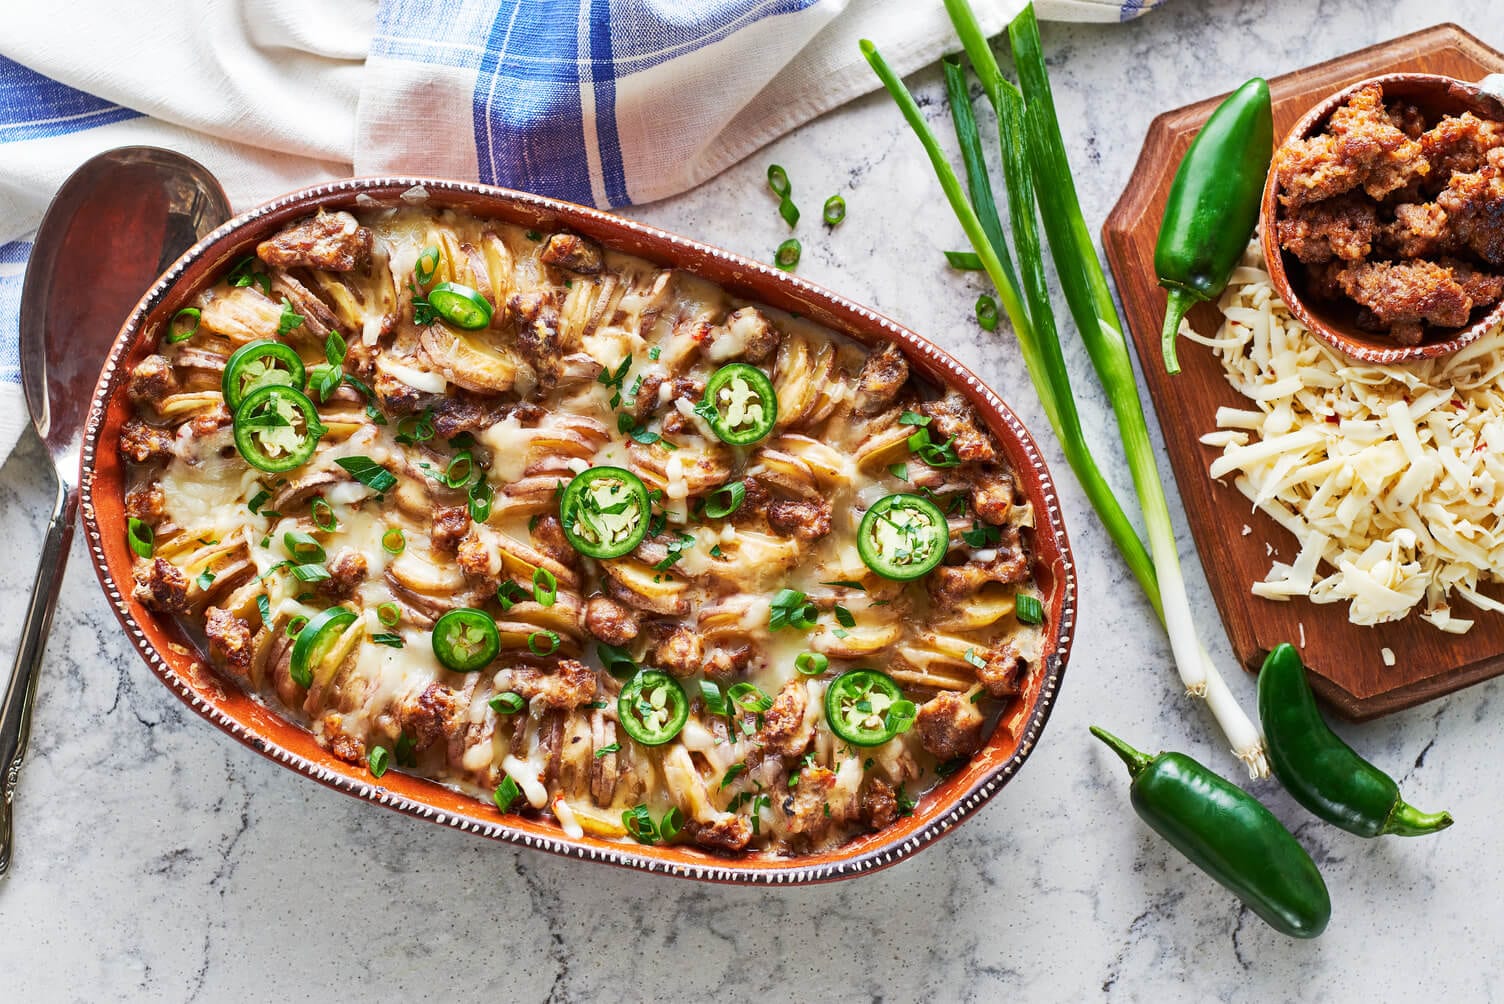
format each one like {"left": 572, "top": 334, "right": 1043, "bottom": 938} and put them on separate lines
{"left": 0, "top": 475, "right": 76, "bottom": 878}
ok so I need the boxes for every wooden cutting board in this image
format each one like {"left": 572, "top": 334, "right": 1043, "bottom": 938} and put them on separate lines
{"left": 1102, "top": 23, "right": 1504, "bottom": 721}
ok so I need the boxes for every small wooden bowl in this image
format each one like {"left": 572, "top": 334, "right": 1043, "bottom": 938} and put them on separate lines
{"left": 1260, "top": 72, "right": 1504, "bottom": 364}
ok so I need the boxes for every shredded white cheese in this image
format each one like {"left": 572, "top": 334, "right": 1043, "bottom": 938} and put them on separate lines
{"left": 1194, "top": 243, "right": 1504, "bottom": 633}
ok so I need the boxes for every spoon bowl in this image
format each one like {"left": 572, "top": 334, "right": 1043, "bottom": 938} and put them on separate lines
{"left": 0, "top": 147, "right": 230, "bottom": 877}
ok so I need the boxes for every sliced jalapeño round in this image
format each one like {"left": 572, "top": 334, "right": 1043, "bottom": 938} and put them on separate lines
{"left": 618, "top": 669, "right": 689, "bottom": 746}
{"left": 824, "top": 669, "right": 915, "bottom": 747}
{"left": 289, "top": 607, "right": 357, "bottom": 689}
{"left": 431, "top": 608, "right": 500, "bottom": 673}
{"left": 700, "top": 363, "right": 777, "bottom": 445}
{"left": 222, "top": 339, "right": 306, "bottom": 410}
{"left": 426, "top": 281, "right": 494, "bottom": 330}
{"left": 232, "top": 383, "right": 324, "bottom": 473}
{"left": 857, "top": 492, "right": 948, "bottom": 581}
{"left": 559, "top": 466, "right": 651, "bottom": 560}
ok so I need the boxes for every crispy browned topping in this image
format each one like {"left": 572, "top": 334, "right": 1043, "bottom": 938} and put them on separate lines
{"left": 915, "top": 692, "right": 986, "bottom": 760}
{"left": 205, "top": 607, "right": 254, "bottom": 675}
{"left": 132, "top": 557, "right": 188, "bottom": 613}
{"left": 538, "top": 232, "right": 603, "bottom": 274}
{"left": 256, "top": 210, "right": 371, "bottom": 272}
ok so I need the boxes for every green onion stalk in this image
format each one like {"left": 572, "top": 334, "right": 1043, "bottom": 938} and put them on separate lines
{"left": 862, "top": 2, "right": 1267, "bottom": 777}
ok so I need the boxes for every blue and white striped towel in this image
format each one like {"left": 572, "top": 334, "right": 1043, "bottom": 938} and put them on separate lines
{"left": 0, "top": 0, "right": 1159, "bottom": 463}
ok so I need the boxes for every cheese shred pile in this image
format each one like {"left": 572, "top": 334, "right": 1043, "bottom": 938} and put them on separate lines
{"left": 1190, "top": 243, "right": 1504, "bottom": 634}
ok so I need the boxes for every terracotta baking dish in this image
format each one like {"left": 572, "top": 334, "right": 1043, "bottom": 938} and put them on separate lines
{"left": 78, "top": 178, "right": 1077, "bottom": 883}
{"left": 1261, "top": 72, "right": 1504, "bottom": 364}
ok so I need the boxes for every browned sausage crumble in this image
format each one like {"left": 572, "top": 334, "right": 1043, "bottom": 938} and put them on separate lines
{"left": 1275, "top": 83, "right": 1504, "bottom": 344}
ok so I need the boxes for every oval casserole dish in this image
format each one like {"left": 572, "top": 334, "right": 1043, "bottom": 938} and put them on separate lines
{"left": 79, "top": 178, "right": 1077, "bottom": 884}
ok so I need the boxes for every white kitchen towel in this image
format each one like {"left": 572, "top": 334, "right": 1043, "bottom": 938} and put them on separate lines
{"left": 0, "top": 0, "right": 1159, "bottom": 462}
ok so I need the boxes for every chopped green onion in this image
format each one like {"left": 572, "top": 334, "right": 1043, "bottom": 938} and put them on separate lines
{"left": 833, "top": 605, "right": 856, "bottom": 629}
{"left": 532, "top": 567, "right": 557, "bottom": 607}
{"left": 497, "top": 580, "right": 529, "bottom": 612}
{"left": 468, "top": 479, "right": 493, "bottom": 523}
{"left": 247, "top": 489, "right": 271, "bottom": 515}
{"left": 290, "top": 563, "right": 330, "bottom": 582}
{"left": 336, "top": 456, "right": 397, "bottom": 494}
{"left": 310, "top": 497, "right": 337, "bottom": 532}
{"left": 962, "top": 521, "right": 1002, "bottom": 547}
{"left": 494, "top": 775, "right": 521, "bottom": 813}
{"left": 767, "top": 164, "right": 791, "bottom": 198}
{"left": 823, "top": 194, "right": 847, "bottom": 226}
{"left": 888, "top": 462, "right": 909, "bottom": 481}
{"left": 820, "top": 580, "right": 865, "bottom": 590}
{"left": 598, "top": 642, "right": 638, "bottom": 680}
{"left": 126, "top": 517, "right": 154, "bottom": 559}
{"left": 769, "top": 588, "right": 818, "bottom": 631}
{"left": 975, "top": 294, "right": 999, "bottom": 331}
{"left": 368, "top": 745, "right": 390, "bottom": 777}
{"left": 395, "top": 410, "right": 435, "bottom": 445}
{"left": 285, "top": 615, "right": 308, "bottom": 638}
{"left": 166, "top": 307, "right": 201, "bottom": 343}
{"left": 886, "top": 699, "right": 918, "bottom": 736}
{"left": 1015, "top": 593, "right": 1045, "bottom": 624}
{"left": 794, "top": 652, "right": 828, "bottom": 676}
{"left": 395, "top": 733, "right": 418, "bottom": 767}
{"left": 490, "top": 692, "right": 526, "bottom": 714}
{"left": 256, "top": 593, "right": 271, "bottom": 624}
{"left": 370, "top": 633, "right": 404, "bottom": 648}
{"left": 194, "top": 570, "right": 216, "bottom": 591}
{"left": 699, "top": 680, "right": 728, "bottom": 717}
{"left": 595, "top": 743, "right": 621, "bottom": 759}
{"left": 443, "top": 451, "right": 474, "bottom": 489}
{"left": 283, "top": 531, "right": 325, "bottom": 564}
{"left": 227, "top": 255, "right": 271, "bottom": 295}
{"left": 276, "top": 299, "right": 305, "bottom": 336}
{"left": 528, "top": 630, "right": 560, "bottom": 656}
{"left": 623, "top": 804, "right": 658, "bottom": 844}
{"left": 727, "top": 681, "right": 773, "bottom": 713}
{"left": 381, "top": 527, "right": 405, "bottom": 555}
{"left": 377, "top": 601, "right": 400, "bottom": 627}
{"left": 774, "top": 238, "right": 801, "bottom": 271}
{"left": 658, "top": 807, "right": 685, "bottom": 842}
{"left": 765, "top": 165, "right": 800, "bottom": 228}
{"left": 415, "top": 245, "right": 440, "bottom": 286}
{"left": 721, "top": 763, "right": 747, "bottom": 789}
{"left": 944, "top": 250, "right": 984, "bottom": 270}
{"left": 703, "top": 481, "right": 746, "bottom": 519}
{"left": 963, "top": 646, "right": 988, "bottom": 670}
{"left": 907, "top": 426, "right": 961, "bottom": 468}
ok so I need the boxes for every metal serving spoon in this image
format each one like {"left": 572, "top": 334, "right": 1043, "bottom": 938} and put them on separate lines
{"left": 0, "top": 147, "right": 230, "bottom": 876}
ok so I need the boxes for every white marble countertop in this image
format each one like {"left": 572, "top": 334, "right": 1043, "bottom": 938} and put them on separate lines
{"left": 3, "top": 1, "right": 1501, "bottom": 999}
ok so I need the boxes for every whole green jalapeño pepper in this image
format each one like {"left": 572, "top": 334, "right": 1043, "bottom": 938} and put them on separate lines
{"left": 1258, "top": 644, "right": 1454, "bottom": 838}
{"left": 1092, "top": 726, "right": 1330, "bottom": 939}
{"left": 1155, "top": 77, "right": 1273, "bottom": 375}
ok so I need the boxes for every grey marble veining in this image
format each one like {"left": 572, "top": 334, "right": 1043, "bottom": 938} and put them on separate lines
{"left": 2, "top": 2, "right": 1501, "bottom": 1000}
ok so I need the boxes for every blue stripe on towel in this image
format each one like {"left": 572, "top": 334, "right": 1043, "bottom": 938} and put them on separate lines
{"left": 0, "top": 242, "right": 31, "bottom": 384}
{"left": 603, "top": 0, "right": 822, "bottom": 75}
{"left": 0, "top": 56, "right": 139, "bottom": 144}
{"left": 471, "top": 0, "right": 595, "bottom": 206}
{"left": 588, "top": 0, "right": 629, "bottom": 207}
